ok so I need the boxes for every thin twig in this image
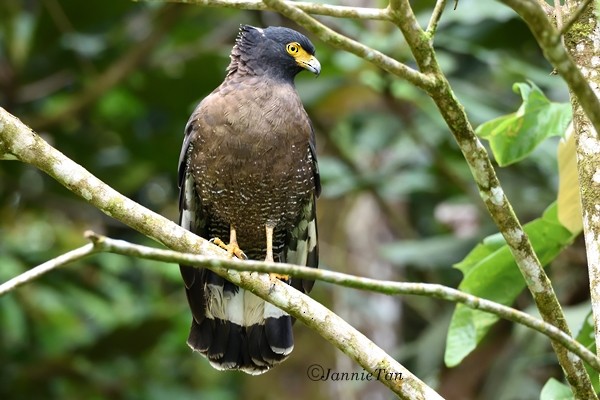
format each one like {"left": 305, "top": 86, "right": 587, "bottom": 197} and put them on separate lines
{"left": 0, "top": 244, "right": 96, "bottom": 296}
{"left": 536, "top": 0, "right": 554, "bottom": 16}
{"left": 261, "top": 0, "right": 436, "bottom": 91}
{"left": 81, "top": 231, "right": 600, "bottom": 373}
{"left": 147, "top": 0, "right": 393, "bottom": 21}
{"left": 537, "top": 0, "right": 555, "bottom": 14}
{"left": 559, "top": 0, "right": 593, "bottom": 35}
{"left": 426, "top": 0, "right": 448, "bottom": 36}
{"left": 388, "top": 0, "right": 402, "bottom": 13}
{"left": 555, "top": 0, "right": 564, "bottom": 29}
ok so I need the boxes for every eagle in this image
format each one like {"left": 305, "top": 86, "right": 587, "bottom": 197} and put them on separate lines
{"left": 177, "top": 25, "right": 321, "bottom": 374}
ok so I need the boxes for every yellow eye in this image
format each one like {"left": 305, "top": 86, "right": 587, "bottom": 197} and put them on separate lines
{"left": 286, "top": 42, "right": 300, "bottom": 55}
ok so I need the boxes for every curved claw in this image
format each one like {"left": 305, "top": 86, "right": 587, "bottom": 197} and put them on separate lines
{"left": 211, "top": 237, "right": 248, "bottom": 260}
{"left": 269, "top": 273, "right": 290, "bottom": 283}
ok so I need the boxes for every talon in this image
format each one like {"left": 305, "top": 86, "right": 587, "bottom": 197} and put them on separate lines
{"left": 211, "top": 236, "right": 247, "bottom": 260}
{"left": 269, "top": 272, "right": 290, "bottom": 282}
{"left": 233, "top": 247, "right": 248, "bottom": 260}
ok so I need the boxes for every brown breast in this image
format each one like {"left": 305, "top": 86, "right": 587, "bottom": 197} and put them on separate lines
{"left": 187, "top": 76, "right": 316, "bottom": 257}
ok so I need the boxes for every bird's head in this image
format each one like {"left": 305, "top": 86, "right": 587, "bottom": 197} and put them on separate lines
{"left": 228, "top": 25, "right": 321, "bottom": 81}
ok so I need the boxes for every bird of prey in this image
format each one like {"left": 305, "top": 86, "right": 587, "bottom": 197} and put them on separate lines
{"left": 178, "top": 25, "right": 321, "bottom": 374}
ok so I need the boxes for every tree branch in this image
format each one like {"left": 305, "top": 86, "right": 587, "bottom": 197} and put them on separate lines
{"left": 260, "top": 0, "right": 436, "bottom": 91}
{"left": 6, "top": 228, "right": 600, "bottom": 377}
{"left": 536, "top": 0, "right": 555, "bottom": 15}
{"left": 146, "top": 0, "right": 393, "bottom": 21}
{"left": 0, "top": 244, "right": 96, "bottom": 296}
{"left": 562, "top": 0, "right": 600, "bottom": 364}
{"left": 426, "top": 0, "right": 449, "bottom": 37}
{"left": 384, "top": 1, "right": 596, "bottom": 397}
{"left": 0, "top": 106, "right": 440, "bottom": 399}
{"left": 559, "top": 0, "right": 593, "bottom": 35}
{"left": 0, "top": 107, "right": 221, "bottom": 259}
{"left": 80, "top": 231, "right": 600, "bottom": 374}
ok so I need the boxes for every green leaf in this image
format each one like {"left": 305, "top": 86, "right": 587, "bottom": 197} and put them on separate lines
{"left": 476, "top": 81, "right": 572, "bottom": 166}
{"left": 557, "top": 128, "right": 583, "bottom": 234}
{"left": 444, "top": 202, "right": 575, "bottom": 367}
{"left": 540, "top": 378, "right": 573, "bottom": 400}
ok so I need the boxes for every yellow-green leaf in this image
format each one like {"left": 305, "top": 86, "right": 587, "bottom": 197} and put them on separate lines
{"left": 557, "top": 125, "right": 583, "bottom": 234}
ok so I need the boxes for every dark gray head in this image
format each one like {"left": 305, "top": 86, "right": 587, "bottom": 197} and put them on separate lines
{"left": 227, "top": 25, "right": 320, "bottom": 81}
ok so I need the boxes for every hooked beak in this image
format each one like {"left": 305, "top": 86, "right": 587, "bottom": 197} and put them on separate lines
{"left": 295, "top": 51, "right": 321, "bottom": 77}
{"left": 301, "top": 55, "right": 321, "bottom": 76}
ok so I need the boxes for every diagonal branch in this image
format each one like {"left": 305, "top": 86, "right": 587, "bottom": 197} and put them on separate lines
{"left": 0, "top": 106, "right": 440, "bottom": 399}
{"left": 559, "top": 0, "right": 600, "bottom": 366}
{"left": 0, "top": 107, "right": 221, "bottom": 259}
{"left": 386, "top": 1, "right": 596, "bottom": 397}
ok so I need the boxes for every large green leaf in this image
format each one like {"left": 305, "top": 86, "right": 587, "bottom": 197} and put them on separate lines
{"left": 476, "top": 82, "right": 572, "bottom": 166}
{"left": 444, "top": 203, "right": 576, "bottom": 367}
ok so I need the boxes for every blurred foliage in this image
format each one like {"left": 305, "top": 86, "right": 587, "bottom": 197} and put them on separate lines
{"left": 0, "top": 0, "right": 591, "bottom": 399}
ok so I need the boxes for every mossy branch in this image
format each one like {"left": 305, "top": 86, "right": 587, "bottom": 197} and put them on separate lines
{"left": 561, "top": 0, "right": 600, "bottom": 363}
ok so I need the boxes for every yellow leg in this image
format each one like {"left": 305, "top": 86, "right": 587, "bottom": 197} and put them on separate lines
{"left": 212, "top": 226, "right": 247, "bottom": 260}
{"left": 266, "top": 225, "right": 289, "bottom": 281}
{"left": 265, "top": 225, "right": 274, "bottom": 263}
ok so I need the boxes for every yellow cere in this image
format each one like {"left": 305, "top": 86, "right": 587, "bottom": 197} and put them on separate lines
{"left": 286, "top": 42, "right": 311, "bottom": 65}
{"left": 285, "top": 41, "right": 320, "bottom": 75}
